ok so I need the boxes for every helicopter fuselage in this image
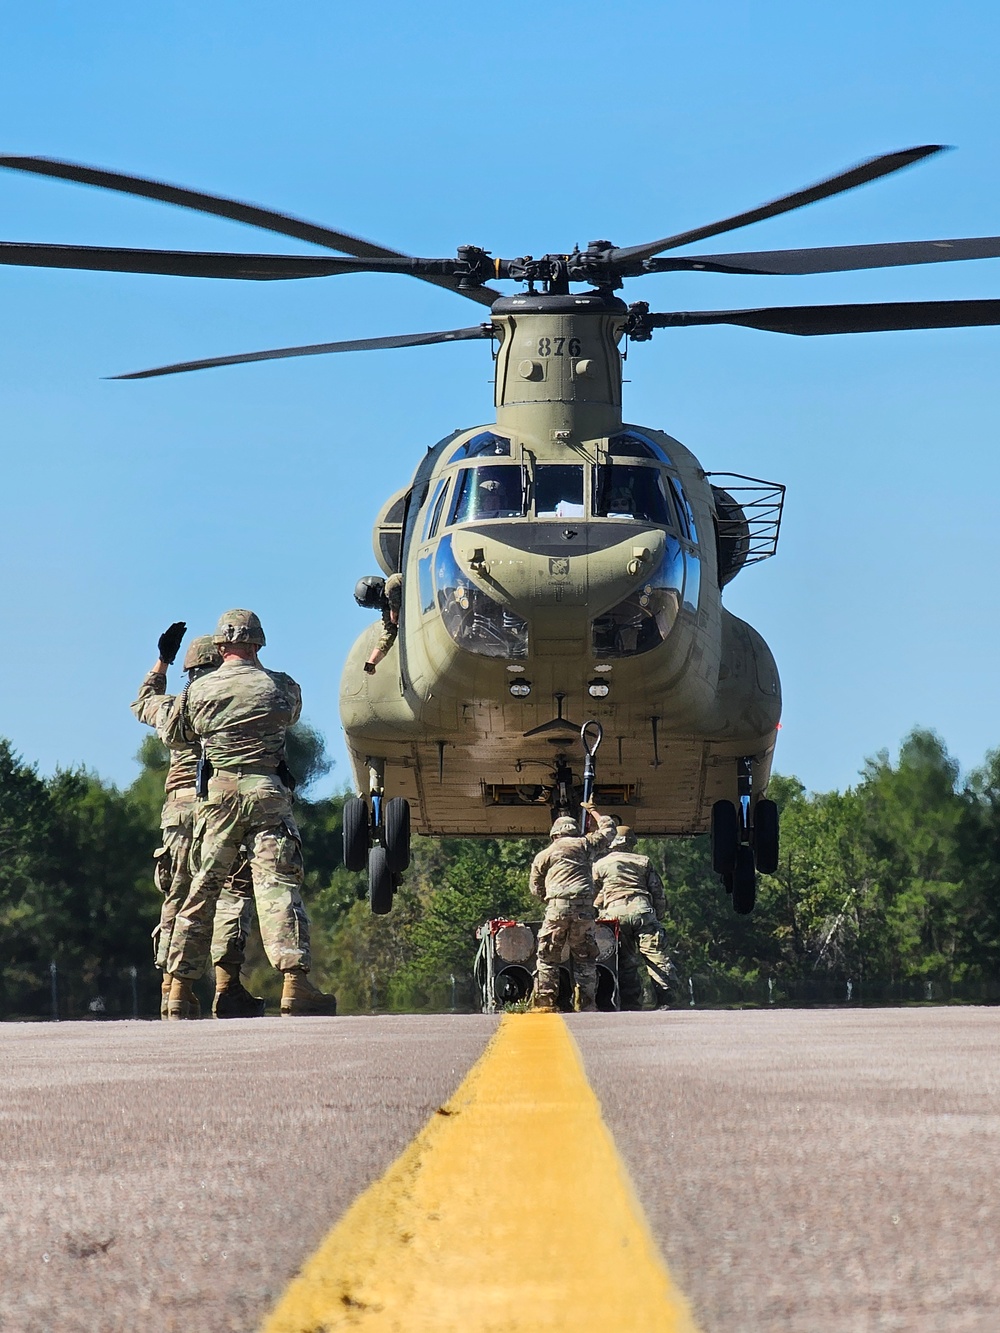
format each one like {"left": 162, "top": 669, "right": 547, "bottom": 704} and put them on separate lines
{"left": 340, "top": 291, "right": 781, "bottom": 836}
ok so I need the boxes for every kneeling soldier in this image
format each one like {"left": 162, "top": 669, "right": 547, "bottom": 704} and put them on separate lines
{"left": 529, "top": 805, "right": 617, "bottom": 1012}
{"left": 593, "top": 827, "right": 678, "bottom": 1009}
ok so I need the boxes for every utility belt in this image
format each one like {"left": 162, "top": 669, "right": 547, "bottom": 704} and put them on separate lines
{"left": 545, "top": 894, "right": 596, "bottom": 911}
{"left": 196, "top": 757, "right": 295, "bottom": 797}
{"left": 599, "top": 893, "right": 654, "bottom": 916}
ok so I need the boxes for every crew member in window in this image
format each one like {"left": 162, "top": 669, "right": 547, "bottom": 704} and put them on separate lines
{"left": 354, "top": 574, "right": 403, "bottom": 675}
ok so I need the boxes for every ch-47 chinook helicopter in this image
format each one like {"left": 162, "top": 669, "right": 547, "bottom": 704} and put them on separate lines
{"left": 6, "top": 145, "right": 1000, "bottom": 917}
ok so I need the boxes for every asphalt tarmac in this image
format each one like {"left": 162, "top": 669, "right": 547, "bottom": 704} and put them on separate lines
{"left": 0, "top": 1016, "right": 498, "bottom": 1333}
{"left": 572, "top": 1008, "right": 1000, "bottom": 1333}
{"left": 1, "top": 1008, "right": 997, "bottom": 1332}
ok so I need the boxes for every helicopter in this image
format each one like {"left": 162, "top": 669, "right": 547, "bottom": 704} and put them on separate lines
{"left": 4, "top": 145, "right": 1000, "bottom": 918}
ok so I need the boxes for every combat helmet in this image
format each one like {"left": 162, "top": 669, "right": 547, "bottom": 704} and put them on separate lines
{"left": 183, "top": 635, "right": 222, "bottom": 672}
{"left": 611, "top": 825, "right": 637, "bottom": 851}
{"left": 550, "top": 815, "right": 578, "bottom": 838}
{"left": 213, "top": 608, "right": 266, "bottom": 647}
{"left": 354, "top": 575, "right": 386, "bottom": 610}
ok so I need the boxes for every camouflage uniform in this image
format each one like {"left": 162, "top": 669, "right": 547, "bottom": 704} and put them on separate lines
{"left": 529, "top": 814, "right": 617, "bottom": 1011}
{"left": 593, "top": 835, "right": 678, "bottom": 1009}
{"left": 130, "top": 669, "right": 254, "bottom": 972}
{"left": 160, "top": 660, "right": 309, "bottom": 980}
{"left": 376, "top": 572, "right": 403, "bottom": 655}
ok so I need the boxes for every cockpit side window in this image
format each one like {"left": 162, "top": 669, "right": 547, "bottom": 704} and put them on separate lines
{"left": 669, "top": 477, "right": 698, "bottom": 543}
{"left": 426, "top": 479, "right": 451, "bottom": 541}
{"left": 448, "top": 465, "right": 525, "bottom": 524}
{"left": 593, "top": 464, "right": 673, "bottom": 524}
{"left": 535, "top": 465, "right": 585, "bottom": 518}
{"left": 422, "top": 479, "right": 447, "bottom": 542}
{"left": 452, "top": 431, "right": 512, "bottom": 460}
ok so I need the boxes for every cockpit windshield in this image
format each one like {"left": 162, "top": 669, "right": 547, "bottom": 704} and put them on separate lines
{"left": 608, "top": 430, "right": 672, "bottom": 465}
{"left": 452, "top": 431, "right": 511, "bottom": 460}
{"left": 448, "top": 465, "right": 525, "bottom": 523}
{"left": 593, "top": 464, "right": 673, "bottom": 524}
{"left": 535, "top": 465, "right": 584, "bottom": 518}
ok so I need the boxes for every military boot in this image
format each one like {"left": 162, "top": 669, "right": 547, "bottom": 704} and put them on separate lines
{"left": 280, "top": 968, "right": 337, "bottom": 1017}
{"left": 160, "top": 974, "right": 171, "bottom": 1020}
{"left": 166, "top": 975, "right": 200, "bottom": 1020}
{"left": 531, "top": 993, "right": 559, "bottom": 1013}
{"left": 652, "top": 984, "right": 674, "bottom": 1010}
{"left": 213, "top": 964, "right": 266, "bottom": 1019}
{"left": 573, "top": 985, "right": 598, "bottom": 1013}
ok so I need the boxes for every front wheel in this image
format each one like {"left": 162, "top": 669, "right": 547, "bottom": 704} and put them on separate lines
{"left": 732, "top": 844, "right": 757, "bottom": 915}
{"left": 343, "top": 796, "right": 370, "bottom": 873}
{"left": 368, "top": 846, "right": 393, "bottom": 915}
{"left": 384, "top": 797, "right": 411, "bottom": 874}
{"left": 711, "top": 800, "right": 739, "bottom": 874}
{"left": 753, "top": 798, "right": 780, "bottom": 875}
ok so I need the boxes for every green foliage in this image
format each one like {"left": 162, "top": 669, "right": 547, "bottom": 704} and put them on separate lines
{"left": 3, "top": 722, "right": 1000, "bottom": 1017}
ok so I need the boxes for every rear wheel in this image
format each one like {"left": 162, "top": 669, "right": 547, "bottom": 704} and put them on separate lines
{"left": 731, "top": 844, "right": 757, "bottom": 915}
{"left": 343, "top": 797, "right": 370, "bottom": 873}
{"left": 384, "top": 797, "right": 411, "bottom": 874}
{"left": 711, "top": 800, "right": 739, "bottom": 874}
{"left": 753, "top": 798, "right": 780, "bottom": 875}
{"left": 368, "top": 846, "right": 393, "bottom": 915}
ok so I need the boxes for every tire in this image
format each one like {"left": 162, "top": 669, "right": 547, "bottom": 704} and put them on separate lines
{"left": 731, "top": 844, "right": 757, "bottom": 915}
{"left": 368, "top": 845, "right": 394, "bottom": 915}
{"left": 384, "top": 797, "right": 411, "bottom": 874}
{"left": 343, "top": 796, "right": 370, "bottom": 873}
{"left": 711, "top": 800, "right": 739, "bottom": 874}
{"left": 753, "top": 798, "right": 780, "bottom": 875}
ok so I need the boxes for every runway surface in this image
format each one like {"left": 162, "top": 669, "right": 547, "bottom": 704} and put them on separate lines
{"left": 1, "top": 1008, "right": 997, "bottom": 1332}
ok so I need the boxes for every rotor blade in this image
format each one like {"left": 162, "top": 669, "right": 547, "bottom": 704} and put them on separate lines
{"left": 0, "top": 155, "right": 500, "bottom": 305}
{"left": 646, "top": 299, "right": 1000, "bottom": 336}
{"left": 647, "top": 235, "right": 1000, "bottom": 277}
{"left": 611, "top": 145, "right": 947, "bottom": 265}
{"left": 110, "top": 324, "right": 494, "bottom": 379}
{"left": 0, "top": 241, "right": 396, "bottom": 279}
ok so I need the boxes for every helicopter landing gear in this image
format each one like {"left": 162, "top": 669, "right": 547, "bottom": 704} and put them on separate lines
{"left": 368, "top": 845, "right": 393, "bottom": 915}
{"left": 712, "top": 758, "right": 780, "bottom": 915}
{"left": 384, "top": 796, "right": 411, "bottom": 874}
{"left": 753, "top": 797, "right": 780, "bottom": 875}
{"left": 731, "top": 844, "right": 756, "bottom": 915}
{"left": 343, "top": 796, "right": 370, "bottom": 872}
{"left": 353, "top": 760, "right": 410, "bottom": 913}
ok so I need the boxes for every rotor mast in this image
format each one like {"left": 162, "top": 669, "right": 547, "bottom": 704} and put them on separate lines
{"left": 491, "top": 290, "right": 629, "bottom": 449}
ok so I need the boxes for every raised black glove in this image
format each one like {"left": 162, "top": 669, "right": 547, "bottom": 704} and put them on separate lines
{"left": 157, "top": 621, "right": 187, "bottom": 665}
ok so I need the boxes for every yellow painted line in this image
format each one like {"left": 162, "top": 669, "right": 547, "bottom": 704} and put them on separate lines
{"left": 260, "top": 1013, "right": 700, "bottom": 1332}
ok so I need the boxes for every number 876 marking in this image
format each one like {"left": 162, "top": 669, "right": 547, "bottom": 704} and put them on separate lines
{"left": 537, "top": 336, "right": 582, "bottom": 357}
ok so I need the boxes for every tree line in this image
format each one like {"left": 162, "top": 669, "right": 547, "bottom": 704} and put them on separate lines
{"left": 1, "top": 726, "right": 998, "bottom": 1018}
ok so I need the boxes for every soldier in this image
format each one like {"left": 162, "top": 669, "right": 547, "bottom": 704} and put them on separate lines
{"left": 131, "top": 623, "right": 265, "bottom": 1019}
{"left": 593, "top": 826, "right": 678, "bottom": 1010}
{"left": 160, "top": 609, "right": 337, "bottom": 1019}
{"left": 355, "top": 573, "right": 403, "bottom": 675}
{"left": 529, "top": 804, "right": 617, "bottom": 1012}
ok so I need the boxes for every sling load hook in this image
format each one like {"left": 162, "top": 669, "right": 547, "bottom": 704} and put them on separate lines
{"left": 579, "top": 720, "right": 604, "bottom": 832}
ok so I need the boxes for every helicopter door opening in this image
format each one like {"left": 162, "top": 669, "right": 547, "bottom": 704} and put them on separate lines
{"left": 535, "top": 464, "right": 585, "bottom": 518}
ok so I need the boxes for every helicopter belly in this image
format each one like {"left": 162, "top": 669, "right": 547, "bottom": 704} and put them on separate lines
{"left": 340, "top": 603, "right": 781, "bottom": 838}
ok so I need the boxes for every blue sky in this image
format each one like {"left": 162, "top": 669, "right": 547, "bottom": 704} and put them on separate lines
{"left": 1, "top": 0, "right": 999, "bottom": 797}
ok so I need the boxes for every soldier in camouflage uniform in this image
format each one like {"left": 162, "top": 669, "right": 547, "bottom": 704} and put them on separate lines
{"left": 160, "top": 609, "right": 336, "bottom": 1019}
{"left": 131, "top": 623, "right": 265, "bottom": 1019}
{"left": 593, "top": 827, "right": 678, "bottom": 1009}
{"left": 355, "top": 573, "right": 403, "bottom": 675}
{"left": 529, "top": 805, "right": 617, "bottom": 1012}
